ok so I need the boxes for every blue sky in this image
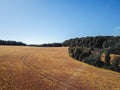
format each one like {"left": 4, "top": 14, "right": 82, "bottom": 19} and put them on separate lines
{"left": 0, "top": 0, "right": 120, "bottom": 44}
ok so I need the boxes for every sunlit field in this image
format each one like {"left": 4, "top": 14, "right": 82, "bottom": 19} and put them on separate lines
{"left": 0, "top": 46, "right": 120, "bottom": 90}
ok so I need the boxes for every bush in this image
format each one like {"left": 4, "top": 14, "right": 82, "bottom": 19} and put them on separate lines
{"left": 67, "top": 36, "right": 120, "bottom": 73}
{"left": 111, "top": 58, "right": 120, "bottom": 67}
{"left": 83, "top": 54, "right": 105, "bottom": 67}
{"left": 102, "top": 48, "right": 111, "bottom": 67}
{"left": 68, "top": 47, "right": 91, "bottom": 61}
{"left": 111, "top": 58, "right": 120, "bottom": 72}
{"left": 107, "top": 65, "right": 120, "bottom": 72}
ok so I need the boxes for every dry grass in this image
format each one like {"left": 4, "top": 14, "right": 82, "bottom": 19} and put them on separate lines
{"left": 101, "top": 53, "right": 120, "bottom": 65}
{"left": 0, "top": 46, "right": 120, "bottom": 90}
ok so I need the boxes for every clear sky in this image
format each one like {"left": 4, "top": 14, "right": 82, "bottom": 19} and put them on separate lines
{"left": 0, "top": 0, "right": 120, "bottom": 44}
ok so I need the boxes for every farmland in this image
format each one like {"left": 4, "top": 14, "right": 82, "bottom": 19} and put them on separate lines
{"left": 0, "top": 46, "right": 120, "bottom": 90}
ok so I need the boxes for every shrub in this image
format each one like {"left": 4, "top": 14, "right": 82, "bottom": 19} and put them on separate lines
{"left": 105, "top": 54, "right": 120, "bottom": 72}
{"left": 83, "top": 54, "right": 105, "bottom": 67}
{"left": 102, "top": 48, "right": 111, "bottom": 67}
{"left": 111, "top": 58, "right": 120, "bottom": 67}
{"left": 68, "top": 47, "right": 91, "bottom": 61}
{"left": 67, "top": 36, "right": 120, "bottom": 73}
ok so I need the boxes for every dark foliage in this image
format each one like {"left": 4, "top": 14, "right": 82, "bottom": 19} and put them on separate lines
{"left": 29, "top": 43, "right": 62, "bottom": 47}
{"left": 40, "top": 43, "right": 62, "bottom": 47}
{"left": 69, "top": 47, "right": 105, "bottom": 67}
{"left": 0, "top": 40, "right": 26, "bottom": 46}
{"left": 110, "top": 58, "right": 120, "bottom": 72}
{"left": 67, "top": 36, "right": 120, "bottom": 73}
{"left": 68, "top": 47, "right": 91, "bottom": 60}
{"left": 63, "top": 36, "right": 120, "bottom": 48}
{"left": 83, "top": 55, "right": 105, "bottom": 67}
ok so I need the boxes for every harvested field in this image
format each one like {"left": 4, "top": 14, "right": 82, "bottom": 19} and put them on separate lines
{"left": 0, "top": 46, "right": 120, "bottom": 90}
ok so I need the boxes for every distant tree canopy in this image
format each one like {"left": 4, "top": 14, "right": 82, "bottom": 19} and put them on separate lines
{"left": 40, "top": 43, "right": 62, "bottom": 47}
{"left": 65, "top": 36, "right": 120, "bottom": 72}
{"left": 0, "top": 40, "right": 26, "bottom": 46}
{"left": 63, "top": 36, "right": 120, "bottom": 49}
{"left": 29, "top": 43, "right": 62, "bottom": 47}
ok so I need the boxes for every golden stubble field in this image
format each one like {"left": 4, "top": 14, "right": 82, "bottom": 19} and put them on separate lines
{"left": 0, "top": 46, "right": 120, "bottom": 90}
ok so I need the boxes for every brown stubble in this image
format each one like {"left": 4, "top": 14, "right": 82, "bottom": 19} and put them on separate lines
{"left": 0, "top": 46, "right": 120, "bottom": 90}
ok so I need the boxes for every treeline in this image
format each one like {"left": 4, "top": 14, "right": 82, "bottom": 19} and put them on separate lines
{"left": 0, "top": 40, "right": 26, "bottom": 46}
{"left": 65, "top": 36, "right": 120, "bottom": 72}
{"left": 0, "top": 39, "right": 62, "bottom": 47}
{"left": 29, "top": 43, "right": 62, "bottom": 47}
{"left": 40, "top": 43, "right": 62, "bottom": 47}
{"left": 63, "top": 36, "right": 120, "bottom": 48}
